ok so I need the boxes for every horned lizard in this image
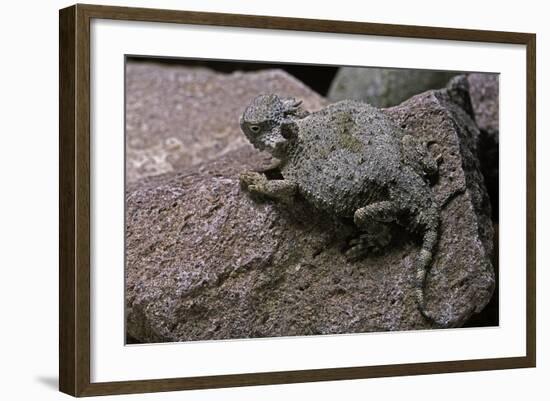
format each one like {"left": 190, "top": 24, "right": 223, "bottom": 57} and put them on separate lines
{"left": 239, "top": 94, "right": 442, "bottom": 324}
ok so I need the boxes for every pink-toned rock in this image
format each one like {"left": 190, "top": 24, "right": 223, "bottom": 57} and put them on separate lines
{"left": 125, "top": 62, "right": 327, "bottom": 182}
{"left": 125, "top": 78, "right": 494, "bottom": 343}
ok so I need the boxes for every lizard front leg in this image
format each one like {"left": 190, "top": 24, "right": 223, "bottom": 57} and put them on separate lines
{"left": 400, "top": 135, "right": 442, "bottom": 181}
{"left": 239, "top": 171, "right": 297, "bottom": 204}
{"left": 345, "top": 201, "right": 400, "bottom": 260}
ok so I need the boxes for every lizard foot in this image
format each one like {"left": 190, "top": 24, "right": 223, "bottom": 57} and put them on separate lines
{"left": 239, "top": 171, "right": 266, "bottom": 192}
{"left": 344, "top": 225, "right": 392, "bottom": 262}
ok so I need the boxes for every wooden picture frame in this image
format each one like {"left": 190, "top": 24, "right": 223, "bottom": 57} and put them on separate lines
{"left": 59, "top": 3, "right": 536, "bottom": 397}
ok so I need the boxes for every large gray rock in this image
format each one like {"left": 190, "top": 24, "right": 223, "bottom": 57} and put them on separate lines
{"left": 125, "top": 62, "right": 327, "bottom": 183}
{"left": 125, "top": 78, "right": 494, "bottom": 343}
{"left": 328, "top": 67, "right": 458, "bottom": 107}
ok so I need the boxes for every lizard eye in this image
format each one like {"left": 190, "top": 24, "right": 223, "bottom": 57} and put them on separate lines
{"left": 249, "top": 125, "right": 261, "bottom": 134}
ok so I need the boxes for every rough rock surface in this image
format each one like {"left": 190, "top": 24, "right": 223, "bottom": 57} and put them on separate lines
{"left": 125, "top": 78, "right": 494, "bottom": 343}
{"left": 467, "top": 73, "right": 499, "bottom": 218}
{"left": 328, "top": 67, "right": 458, "bottom": 108}
{"left": 467, "top": 73, "right": 499, "bottom": 139}
{"left": 126, "top": 62, "right": 327, "bottom": 182}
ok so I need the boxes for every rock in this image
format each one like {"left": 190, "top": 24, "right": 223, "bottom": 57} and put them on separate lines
{"left": 384, "top": 76, "right": 495, "bottom": 325}
{"left": 126, "top": 78, "right": 494, "bottom": 343}
{"left": 467, "top": 73, "right": 499, "bottom": 138}
{"left": 328, "top": 67, "right": 458, "bottom": 107}
{"left": 466, "top": 73, "right": 499, "bottom": 218}
{"left": 125, "top": 62, "right": 327, "bottom": 183}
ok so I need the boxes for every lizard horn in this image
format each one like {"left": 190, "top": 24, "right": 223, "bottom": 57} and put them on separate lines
{"left": 282, "top": 98, "right": 303, "bottom": 113}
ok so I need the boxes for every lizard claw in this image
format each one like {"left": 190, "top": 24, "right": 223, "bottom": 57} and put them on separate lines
{"left": 248, "top": 184, "right": 264, "bottom": 194}
{"left": 344, "top": 242, "right": 369, "bottom": 261}
{"left": 239, "top": 171, "right": 266, "bottom": 189}
{"left": 344, "top": 226, "right": 392, "bottom": 261}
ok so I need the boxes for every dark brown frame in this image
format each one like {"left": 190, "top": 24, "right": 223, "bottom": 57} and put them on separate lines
{"left": 59, "top": 3, "right": 536, "bottom": 397}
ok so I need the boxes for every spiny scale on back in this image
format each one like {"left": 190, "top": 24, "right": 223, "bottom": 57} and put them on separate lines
{"left": 239, "top": 94, "right": 445, "bottom": 326}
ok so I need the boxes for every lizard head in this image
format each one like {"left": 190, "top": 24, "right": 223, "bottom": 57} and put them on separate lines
{"left": 240, "top": 94, "right": 303, "bottom": 160}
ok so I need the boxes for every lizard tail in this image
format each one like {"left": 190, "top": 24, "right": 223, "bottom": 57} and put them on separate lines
{"left": 414, "top": 223, "right": 444, "bottom": 326}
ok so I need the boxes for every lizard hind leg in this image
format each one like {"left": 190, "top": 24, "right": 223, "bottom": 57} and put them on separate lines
{"left": 344, "top": 201, "right": 399, "bottom": 261}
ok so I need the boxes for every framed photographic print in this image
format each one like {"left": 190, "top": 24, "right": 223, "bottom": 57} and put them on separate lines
{"left": 59, "top": 3, "right": 536, "bottom": 397}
